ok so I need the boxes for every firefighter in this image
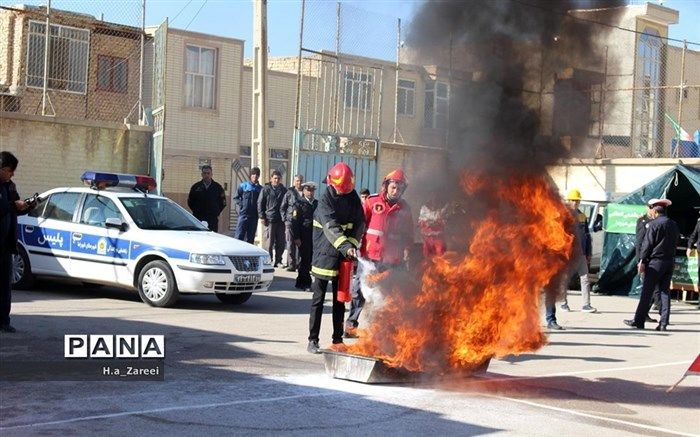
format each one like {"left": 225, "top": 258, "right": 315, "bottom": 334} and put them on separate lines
{"left": 307, "top": 163, "right": 366, "bottom": 354}
{"left": 418, "top": 197, "right": 447, "bottom": 258}
{"left": 292, "top": 181, "right": 317, "bottom": 291}
{"left": 345, "top": 169, "right": 413, "bottom": 338}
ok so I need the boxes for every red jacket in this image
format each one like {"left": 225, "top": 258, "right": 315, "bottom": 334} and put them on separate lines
{"left": 360, "top": 193, "right": 413, "bottom": 264}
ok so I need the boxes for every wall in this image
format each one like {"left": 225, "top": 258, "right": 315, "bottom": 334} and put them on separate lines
{"left": 159, "top": 29, "right": 244, "bottom": 233}
{"left": 0, "top": 112, "right": 151, "bottom": 196}
{"left": 547, "top": 158, "right": 700, "bottom": 201}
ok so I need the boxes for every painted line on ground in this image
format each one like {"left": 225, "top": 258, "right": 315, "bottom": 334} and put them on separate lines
{"left": 485, "top": 393, "right": 697, "bottom": 437}
{"left": 481, "top": 360, "right": 690, "bottom": 383}
{"left": 0, "top": 392, "right": 338, "bottom": 430}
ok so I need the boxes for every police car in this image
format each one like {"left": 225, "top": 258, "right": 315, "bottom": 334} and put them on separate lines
{"left": 12, "top": 171, "right": 274, "bottom": 307}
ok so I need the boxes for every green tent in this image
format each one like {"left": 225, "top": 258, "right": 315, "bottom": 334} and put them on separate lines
{"left": 595, "top": 164, "right": 700, "bottom": 295}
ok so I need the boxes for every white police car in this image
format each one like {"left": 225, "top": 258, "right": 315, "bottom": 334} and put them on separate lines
{"left": 12, "top": 171, "right": 274, "bottom": 307}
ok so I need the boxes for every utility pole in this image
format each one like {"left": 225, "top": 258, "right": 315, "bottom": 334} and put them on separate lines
{"left": 252, "top": 0, "right": 269, "bottom": 181}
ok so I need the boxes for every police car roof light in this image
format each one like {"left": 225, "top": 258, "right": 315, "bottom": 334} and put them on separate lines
{"left": 81, "top": 171, "right": 157, "bottom": 192}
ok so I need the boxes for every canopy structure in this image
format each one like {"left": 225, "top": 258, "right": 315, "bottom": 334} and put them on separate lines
{"left": 595, "top": 165, "right": 700, "bottom": 295}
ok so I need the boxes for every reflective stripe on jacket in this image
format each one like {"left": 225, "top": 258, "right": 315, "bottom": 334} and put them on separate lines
{"left": 311, "top": 186, "right": 366, "bottom": 280}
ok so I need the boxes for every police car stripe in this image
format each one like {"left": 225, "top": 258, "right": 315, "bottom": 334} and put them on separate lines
{"left": 70, "top": 255, "right": 127, "bottom": 266}
{"left": 28, "top": 249, "right": 69, "bottom": 259}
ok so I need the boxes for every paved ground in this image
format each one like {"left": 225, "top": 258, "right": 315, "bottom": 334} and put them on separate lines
{"left": 0, "top": 270, "right": 698, "bottom": 436}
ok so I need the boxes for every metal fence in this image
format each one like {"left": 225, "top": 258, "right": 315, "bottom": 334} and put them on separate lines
{"left": 0, "top": 0, "right": 144, "bottom": 124}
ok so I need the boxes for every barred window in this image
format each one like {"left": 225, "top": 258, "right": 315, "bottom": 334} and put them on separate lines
{"left": 185, "top": 45, "right": 216, "bottom": 109}
{"left": 344, "top": 72, "right": 373, "bottom": 110}
{"left": 424, "top": 81, "right": 449, "bottom": 129}
{"left": 26, "top": 21, "right": 89, "bottom": 94}
{"left": 397, "top": 79, "right": 415, "bottom": 116}
{"left": 97, "top": 55, "right": 128, "bottom": 93}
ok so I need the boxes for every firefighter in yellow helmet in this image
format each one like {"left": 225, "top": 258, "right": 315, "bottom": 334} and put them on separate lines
{"left": 563, "top": 188, "right": 596, "bottom": 313}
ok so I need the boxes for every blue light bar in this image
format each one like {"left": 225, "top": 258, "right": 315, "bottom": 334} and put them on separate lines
{"left": 81, "top": 171, "right": 157, "bottom": 191}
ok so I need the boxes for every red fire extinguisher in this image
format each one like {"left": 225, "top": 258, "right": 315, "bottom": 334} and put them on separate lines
{"left": 337, "top": 259, "right": 354, "bottom": 303}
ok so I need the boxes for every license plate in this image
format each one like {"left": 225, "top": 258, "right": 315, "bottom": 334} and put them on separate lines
{"left": 234, "top": 274, "right": 260, "bottom": 283}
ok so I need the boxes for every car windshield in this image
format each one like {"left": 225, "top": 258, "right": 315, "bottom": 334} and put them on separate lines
{"left": 120, "top": 197, "right": 209, "bottom": 231}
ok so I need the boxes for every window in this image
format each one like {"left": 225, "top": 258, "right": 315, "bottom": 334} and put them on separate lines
{"left": 397, "top": 79, "right": 415, "bottom": 116}
{"left": 97, "top": 56, "right": 128, "bottom": 93}
{"left": 185, "top": 45, "right": 216, "bottom": 109}
{"left": 634, "top": 28, "right": 663, "bottom": 156}
{"left": 344, "top": 72, "right": 373, "bottom": 110}
{"left": 26, "top": 21, "right": 89, "bottom": 93}
{"left": 43, "top": 192, "right": 80, "bottom": 222}
{"left": 80, "top": 194, "right": 123, "bottom": 227}
{"left": 424, "top": 81, "right": 449, "bottom": 129}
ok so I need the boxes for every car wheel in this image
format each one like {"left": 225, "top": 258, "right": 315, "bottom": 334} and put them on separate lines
{"left": 137, "top": 260, "right": 179, "bottom": 307}
{"left": 12, "top": 245, "right": 34, "bottom": 290}
{"left": 216, "top": 292, "right": 252, "bottom": 305}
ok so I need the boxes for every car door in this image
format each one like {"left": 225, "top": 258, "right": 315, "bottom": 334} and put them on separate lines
{"left": 21, "top": 191, "right": 80, "bottom": 276}
{"left": 70, "top": 193, "right": 130, "bottom": 285}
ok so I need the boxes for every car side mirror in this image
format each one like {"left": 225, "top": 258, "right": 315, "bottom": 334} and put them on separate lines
{"left": 105, "top": 217, "right": 127, "bottom": 232}
{"left": 593, "top": 213, "right": 603, "bottom": 232}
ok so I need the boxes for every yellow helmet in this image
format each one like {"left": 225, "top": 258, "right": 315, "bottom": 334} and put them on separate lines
{"left": 566, "top": 188, "right": 582, "bottom": 201}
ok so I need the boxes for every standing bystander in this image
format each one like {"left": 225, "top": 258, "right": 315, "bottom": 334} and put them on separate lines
{"left": 281, "top": 175, "right": 304, "bottom": 271}
{"left": 292, "top": 181, "right": 317, "bottom": 290}
{"left": 560, "top": 189, "right": 597, "bottom": 313}
{"left": 625, "top": 198, "right": 679, "bottom": 331}
{"left": 234, "top": 167, "right": 262, "bottom": 244}
{"left": 258, "top": 170, "right": 286, "bottom": 267}
{"left": 187, "top": 165, "right": 227, "bottom": 232}
{"left": 1, "top": 151, "right": 31, "bottom": 333}
{"left": 635, "top": 205, "right": 660, "bottom": 321}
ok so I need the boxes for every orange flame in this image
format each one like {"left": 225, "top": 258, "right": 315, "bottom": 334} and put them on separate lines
{"left": 347, "top": 174, "right": 573, "bottom": 373}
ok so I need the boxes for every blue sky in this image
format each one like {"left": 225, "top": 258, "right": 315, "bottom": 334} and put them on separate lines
{"left": 4, "top": 0, "right": 699, "bottom": 56}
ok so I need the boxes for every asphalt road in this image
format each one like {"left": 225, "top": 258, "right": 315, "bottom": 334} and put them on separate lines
{"left": 1, "top": 271, "right": 699, "bottom": 436}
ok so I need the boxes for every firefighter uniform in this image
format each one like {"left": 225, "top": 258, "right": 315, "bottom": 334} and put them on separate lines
{"left": 418, "top": 203, "right": 447, "bottom": 258}
{"left": 308, "top": 165, "right": 366, "bottom": 351}
{"left": 345, "top": 173, "right": 413, "bottom": 333}
{"left": 292, "top": 194, "right": 317, "bottom": 290}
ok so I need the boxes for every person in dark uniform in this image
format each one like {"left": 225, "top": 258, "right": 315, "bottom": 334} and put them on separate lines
{"left": 635, "top": 205, "right": 660, "bottom": 320}
{"left": 1, "top": 151, "right": 30, "bottom": 333}
{"left": 625, "top": 198, "right": 680, "bottom": 331}
{"left": 187, "top": 165, "right": 226, "bottom": 232}
{"left": 281, "top": 174, "right": 304, "bottom": 271}
{"left": 307, "top": 162, "right": 366, "bottom": 354}
{"left": 234, "top": 167, "right": 262, "bottom": 244}
{"left": 292, "top": 181, "right": 317, "bottom": 290}
{"left": 258, "top": 170, "right": 287, "bottom": 267}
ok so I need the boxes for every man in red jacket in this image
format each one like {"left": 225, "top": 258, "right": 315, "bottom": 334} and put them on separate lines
{"left": 344, "top": 169, "right": 413, "bottom": 338}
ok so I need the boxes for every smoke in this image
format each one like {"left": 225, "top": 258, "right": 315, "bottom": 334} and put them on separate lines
{"left": 406, "top": 0, "right": 626, "bottom": 186}
{"left": 352, "top": 1, "right": 628, "bottom": 371}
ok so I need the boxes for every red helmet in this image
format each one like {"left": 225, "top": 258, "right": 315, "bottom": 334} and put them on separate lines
{"left": 382, "top": 169, "right": 408, "bottom": 196}
{"left": 326, "top": 162, "right": 355, "bottom": 194}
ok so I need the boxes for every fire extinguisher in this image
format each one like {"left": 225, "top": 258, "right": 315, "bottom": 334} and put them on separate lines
{"left": 337, "top": 258, "right": 354, "bottom": 303}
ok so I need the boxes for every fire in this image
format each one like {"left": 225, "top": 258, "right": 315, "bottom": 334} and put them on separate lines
{"left": 347, "top": 174, "right": 574, "bottom": 373}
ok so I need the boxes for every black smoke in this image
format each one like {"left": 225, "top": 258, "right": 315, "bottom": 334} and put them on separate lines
{"left": 406, "top": 0, "right": 626, "bottom": 187}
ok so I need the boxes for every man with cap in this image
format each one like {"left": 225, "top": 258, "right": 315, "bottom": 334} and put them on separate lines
{"left": 292, "top": 181, "right": 317, "bottom": 290}
{"left": 560, "top": 188, "right": 596, "bottom": 313}
{"left": 625, "top": 198, "right": 679, "bottom": 331}
{"left": 307, "top": 163, "right": 365, "bottom": 354}
{"left": 635, "top": 204, "right": 661, "bottom": 319}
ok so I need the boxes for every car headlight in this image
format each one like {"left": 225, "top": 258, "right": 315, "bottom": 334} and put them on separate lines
{"left": 261, "top": 255, "right": 272, "bottom": 266}
{"left": 189, "top": 254, "right": 226, "bottom": 265}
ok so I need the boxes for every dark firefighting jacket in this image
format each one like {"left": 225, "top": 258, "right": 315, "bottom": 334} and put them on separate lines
{"left": 360, "top": 193, "right": 413, "bottom": 265}
{"left": 311, "top": 186, "right": 366, "bottom": 281}
{"left": 292, "top": 197, "right": 317, "bottom": 240}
